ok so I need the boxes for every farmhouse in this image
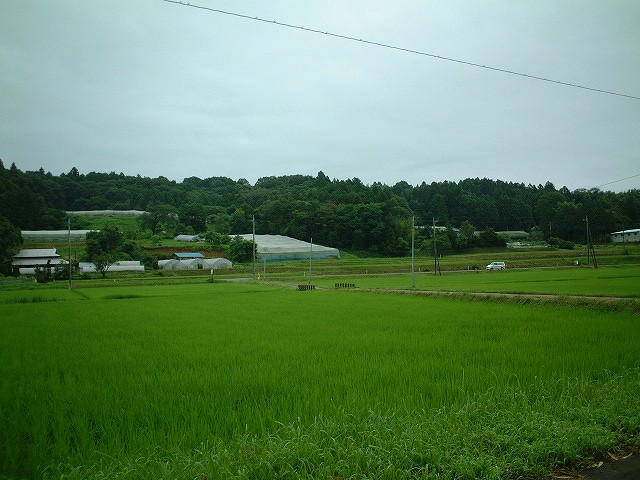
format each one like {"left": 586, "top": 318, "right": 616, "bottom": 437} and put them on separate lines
{"left": 235, "top": 234, "right": 340, "bottom": 261}
{"left": 609, "top": 228, "right": 640, "bottom": 243}
{"left": 12, "top": 249, "right": 68, "bottom": 275}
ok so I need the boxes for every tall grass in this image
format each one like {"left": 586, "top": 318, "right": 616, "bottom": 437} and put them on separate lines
{"left": 1, "top": 282, "right": 639, "bottom": 478}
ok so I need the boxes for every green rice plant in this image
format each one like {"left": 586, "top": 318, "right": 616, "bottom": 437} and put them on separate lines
{"left": 1, "top": 282, "right": 639, "bottom": 479}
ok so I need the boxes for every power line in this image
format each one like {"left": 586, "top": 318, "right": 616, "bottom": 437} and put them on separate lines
{"left": 594, "top": 172, "right": 640, "bottom": 189}
{"left": 162, "top": 0, "right": 640, "bottom": 101}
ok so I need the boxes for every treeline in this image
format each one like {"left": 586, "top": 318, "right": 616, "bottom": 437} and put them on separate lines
{"left": 1, "top": 161, "right": 639, "bottom": 255}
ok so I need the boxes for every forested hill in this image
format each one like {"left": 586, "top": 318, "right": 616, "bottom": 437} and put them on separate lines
{"left": 1, "top": 161, "right": 639, "bottom": 255}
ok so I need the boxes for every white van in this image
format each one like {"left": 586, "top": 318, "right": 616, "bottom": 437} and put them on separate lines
{"left": 486, "top": 261, "right": 506, "bottom": 270}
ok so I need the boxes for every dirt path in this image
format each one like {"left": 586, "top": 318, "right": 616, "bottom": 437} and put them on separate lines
{"left": 549, "top": 452, "right": 640, "bottom": 479}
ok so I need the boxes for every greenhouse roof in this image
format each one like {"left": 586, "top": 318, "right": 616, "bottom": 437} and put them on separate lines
{"left": 21, "top": 230, "right": 94, "bottom": 243}
{"left": 235, "top": 234, "right": 339, "bottom": 261}
{"left": 13, "top": 249, "right": 61, "bottom": 259}
{"left": 174, "top": 252, "right": 204, "bottom": 259}
{"left": 12, "top": 249, "right": 68, "bottom": 267}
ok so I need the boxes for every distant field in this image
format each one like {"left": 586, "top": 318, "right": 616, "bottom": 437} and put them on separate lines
{"left": 235, "top": 243, "right": 640, "bottom": 278}
{"left": 315, "top": 265, "right": 640, "bottom": 298}
{"left": 1, "top": 278, "right": 639, "bottom": 479}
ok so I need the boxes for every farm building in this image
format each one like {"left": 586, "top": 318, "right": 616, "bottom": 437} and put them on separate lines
{"left": 21, "top": 230, "right": 94, "bottom": 243}
{"left": 158, "top": 258, "right": 232, "bottom": 271}
{"left": 79, "top": 261, "right": 145, "bottom": 274}
{"left": 235, "top": 234, "right": 340, "bottom": 261}
{"left": 12, "top": 249, "right": 68, "bottom": 275}
{"left": 174, "top": 234, "right": 203, "bottom": 242}
{"left": 609, "top": 228, "right": 640, "bottom": 243}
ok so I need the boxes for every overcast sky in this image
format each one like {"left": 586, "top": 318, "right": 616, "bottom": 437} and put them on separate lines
{"left": 2, "top": 1, "right": 639, "bottom": 192}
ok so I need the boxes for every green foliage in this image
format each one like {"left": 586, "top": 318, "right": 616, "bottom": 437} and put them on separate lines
{"left": 33, "top": 263, "right": 53, "bottom": 283}
{"left": 85, "top": 226, "right": 129, "bottom": 277}
{"left": 0, "top": 215, "right": 22, "bottom": 276}
{"left": 179, "top": 202, "right": 207, "bottom": 233}
{"left": 139, "top": 203, "right": 177, "bottom": 235}
{"left": 228, "top": 236, "right": 255, "bottom": 263}
{"left": 548, "top": 237, "right": 575, "bottom": 249}
{"left": 477, "top": 227, "right": 507, "bottom": 247}
{"left": 2, "top": 164, "right": 640, "bottom": 254}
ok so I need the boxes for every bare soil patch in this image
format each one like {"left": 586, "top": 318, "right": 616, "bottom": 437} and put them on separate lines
{"left": 548, "top": 450, "right": 640, "bottom": 480}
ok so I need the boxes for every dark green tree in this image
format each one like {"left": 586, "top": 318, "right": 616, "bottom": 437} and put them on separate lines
{"left": 85, "top": 226, "right": 125, "bottom": 278}
{"left": 454, "top": 220, "right": 477, "bottom": 250}
{"left": 0, "top": 215, "right": 22, "bottom": 276}
{"left": 179, "top": 203, "right": 207, "bottom": 233}
{"left": 477, "top": 227, "right": 506, "bottom": 247}
{"left": 534, "top": 191, "right": 565, "bottom": 237}
{"left": 140, "top": 203, "right": 177, "bottom": 235}
{"left": 552, "top": 201, "right": 584, "bottom": 242}
{"left": 228, "top": 207, "right": 253, "bottom": 234}
{"left": 229, "top": 236, "right": 255, "bottom": 263}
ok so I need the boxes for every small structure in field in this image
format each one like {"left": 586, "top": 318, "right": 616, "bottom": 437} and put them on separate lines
{"left": 174, "top": 234, "right": 203, "bottom": 242}
{"left": 158, "top": 257, "right": 232, "bottom": 271}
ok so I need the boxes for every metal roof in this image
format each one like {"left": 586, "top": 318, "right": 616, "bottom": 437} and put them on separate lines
{"left": 610, "top": 228, "right": 640, "bottom": 234}
{"left": 12, "top": 249, "right": 61, "bottom": 259}
{"left": 174, "top": 252, "right": 204, "bottom": 258}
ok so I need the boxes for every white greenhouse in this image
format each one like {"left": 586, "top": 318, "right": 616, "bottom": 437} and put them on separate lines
{"left": 158, "top": 258, "right": 232, "bottom": 271}
{"left": 21, "top": 230, "right": 94, "bottom": 243}
{"left": 235, "top": 234, "right": 340, "bottom": 261}
{"left": 174, "top": 234, "right": 203, "bottom": 242}
{"left": 79, "top": 261, "right": 145, "bottom": 274}
{"left": 67, "top": 210, "right": 147, "bottom": 217}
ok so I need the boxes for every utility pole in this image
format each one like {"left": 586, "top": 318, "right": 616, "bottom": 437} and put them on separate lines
{"left": 585, "top": 216, "right": 598, "bottom": 268}
{"left": 308, "top": 237, "right": 313, "bottom": 285}
{"left": 432, "top": 217, "right": 441, "bottom": 276}
{"left": 252, "top": 215, "right": 256, "bottom": 280}
{"left": 68, "top": 218, "right": 72, "bottom": 289}
{"left": 411, "top": 216, "right": 415, "bottom": 288}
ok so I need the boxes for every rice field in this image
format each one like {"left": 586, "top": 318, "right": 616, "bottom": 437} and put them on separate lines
{"left": 317, "top": 265, "right": 640, "bottom": 298}
{"left": 1, "top": 278, "right": 639, "bottom": 479}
